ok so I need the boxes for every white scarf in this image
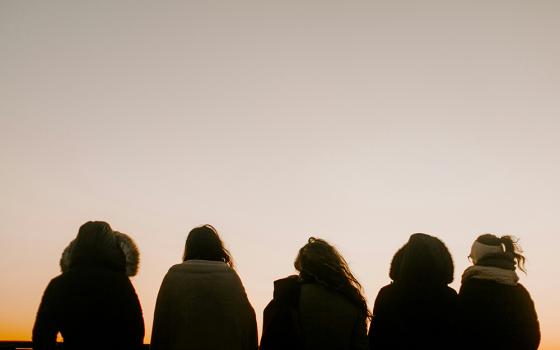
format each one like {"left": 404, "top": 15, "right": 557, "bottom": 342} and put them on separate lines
{"left": 461, "top": 265, "right": 519, "bottom": 286}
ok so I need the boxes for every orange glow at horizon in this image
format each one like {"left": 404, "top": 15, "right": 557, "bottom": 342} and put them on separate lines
{"left": 1, "top": 0, "right": 559, "bottom": 348}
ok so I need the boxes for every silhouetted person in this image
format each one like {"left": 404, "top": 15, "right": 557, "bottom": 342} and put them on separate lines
{"left": 32, "top": 221, "right": 145, "bottom": 350}
{"left": 368, "top": 233, "right": 458, "bottom": 350}
{"left": 150, "top": 224, "right": 257, "bottom": 350}
{"left": 458, "top": 234, "right": 540, "bottom": 350}
{"left": 261, "top": 237, "right": 369, "bottom": 350}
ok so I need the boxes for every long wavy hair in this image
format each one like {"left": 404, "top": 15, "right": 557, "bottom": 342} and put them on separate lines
{"left": 183, "top": 224, "right": 234, "bottom": 268}
{"left": 294, "top": 237, "right": 371, "bottom": 320}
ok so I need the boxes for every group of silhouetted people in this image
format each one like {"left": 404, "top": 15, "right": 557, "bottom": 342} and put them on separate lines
{"left": 32, "top": 221, "right": 540, "bottom": 350}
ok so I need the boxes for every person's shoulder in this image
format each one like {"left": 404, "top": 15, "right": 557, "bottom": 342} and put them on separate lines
{"left": 39, "top": 273, "right": 68, "bottom": 300}
{"left": 273, "top": 275, "right": 300, "bottom": 302}
{"left": 444, "top": 285, "right": 458, "bottom": 296}
{"left": 166, "top": 260, "right": 240, "bottom": 283}
{"left": 515, "top": 283, "right": 531, "bottom": 293}
{"left": 169, "top": 260, "right": 230, "bottom": 272}
{"left": 50, "top": 273, "right": 65, "bottom": 283}
{"left": 513, "top": 283, "right": 535, "bottom": 300}
{"left": 374, "top": 283, "right": 400, "bottom": 300}
{"left": 43, "top": 274, "right": 65, "bottom": 291}
{"left": 273, "top": 275, "right": 300, "bottom": 290}
{"left": 372, "top": 283, "right": 396, "bottom": 309}
{"left": 379, "top": 283, "right": 395, "bottom": 293}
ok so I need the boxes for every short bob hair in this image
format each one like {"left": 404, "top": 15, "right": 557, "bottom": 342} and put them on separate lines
{"left": 183, "top": 224, "right": 234, "bottom": 268}
{"left": 396, "top": 233, "right": 454, "bottom": 286}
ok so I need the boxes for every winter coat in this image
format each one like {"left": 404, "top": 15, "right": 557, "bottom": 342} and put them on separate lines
{"left": 300, "top": 283, "right": 369, "bottom": 350}
{"left": 458, "top": 278, "right": 540, "bottom": 350}
{"left": 32, "top": 223, "right": 145, "bottom": 350}
{"left": 261, "top": 275, "right": 368, "bottom": 350}
{"left": 151, "top": 260, "right": 258, "bottom": 350}
{"left": 368, "top": 283, "right": 458, "bottom": 350}
{"left": 260, "top": 275, "right": 302, "bottom": 350}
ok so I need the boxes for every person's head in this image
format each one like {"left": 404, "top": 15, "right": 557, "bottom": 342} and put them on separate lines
{"left": 61, "top": 229, "right": 139, "bottom": 276}
{"left": 183, "top": 224, "right": 234, "bottom": 268}
{"left": 397, "top": 233, "right": 454, "bottom": 286}
{"left": 294, "top": 237, "right": 371, "bottom": 320}
{"left": 68, "top": 221, "right": 126, "bottom": 272}
{"left": 469, "top": 234, "right": 526, "bottom": 272}
{"left": 389, "top": 245, "right": 406, "bottom": 281}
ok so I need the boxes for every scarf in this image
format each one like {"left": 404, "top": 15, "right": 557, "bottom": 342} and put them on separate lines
{"left": 461, "top": 265, "right": 519, "bottom": 286}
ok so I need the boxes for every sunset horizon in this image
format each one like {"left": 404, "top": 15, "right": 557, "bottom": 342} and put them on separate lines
{"left": 1, "top": 0, "right": 559, "bottom": 349}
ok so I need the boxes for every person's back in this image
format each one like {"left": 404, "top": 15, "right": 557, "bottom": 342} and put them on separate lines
{"left": 368, "top": 233, "right": 458, "bottom": 350}
{"left": 151, "top": 260, "right": 257, "bottom": 350}
{"left": 299, "top": 283, "right": 367, "bottom": 350}
{"left": 150, "top": 225, "right": 257, "bottom": 350}
{"left": 261, "top": 237, "right": 369, "bottom": 350}
{"left": 32, "top": 221, "right": 144, "bottom": 350}
{"left": 459, "top": 279, "right": 539, "bottom": 350}
{"left": 458, "top": 234, "right": 540, "bottom": 350}
{"left": 369, "top": 283, "right": 457, "bottom": 350}
{"left": 34, "top": 267, "right": 144, "bottom": 350}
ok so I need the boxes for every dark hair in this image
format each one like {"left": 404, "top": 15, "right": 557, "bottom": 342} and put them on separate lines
{"left": 69, "top": 221, "right": 126, "bottom": 272}
{"left": 476, "top": 234, "right": 526, "bottom": 272}
{"left": 294, "top": 237, "right": 371, "bottom": 320}
{"left": 183, "top": 224, "right": 234, "bottom": 268}
{"left": 397, "top": 233, "right": 454, "bottom": 286}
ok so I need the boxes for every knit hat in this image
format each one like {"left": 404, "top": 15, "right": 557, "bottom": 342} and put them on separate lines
{"left": 469, "top": 240, "right": 505, "bottom": 264}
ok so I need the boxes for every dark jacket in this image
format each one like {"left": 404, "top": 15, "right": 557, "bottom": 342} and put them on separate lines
{"left": 368, "top": 283, "right": 458, "bottom": 350}
{"left": 261, "top": 276, "right": 302, "bottom": 350}
{"left": 261, "top": 276, "right": 368, "bottom": 350}
{"left": 32, "top": 222, "right": 145, "bottom": 350}
{"left": 458, "top": 279, "right": 540, "bottom": 350}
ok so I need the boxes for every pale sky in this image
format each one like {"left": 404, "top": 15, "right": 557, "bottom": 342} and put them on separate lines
{"left": 1, "top": 0, "right": 559, "bottom": 348}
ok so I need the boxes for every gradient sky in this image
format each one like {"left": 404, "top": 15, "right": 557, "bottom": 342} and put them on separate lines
{"left": 1, "top": 0, "right": 559, "bottom": 348}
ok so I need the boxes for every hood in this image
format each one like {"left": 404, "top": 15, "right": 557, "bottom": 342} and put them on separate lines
{"left": 114, "top": 231, "right": 140, "bottom": 276}
{"left": 60, "top": 225, "right": 140, "bottom": 276}
{"left": 389, "top": 245, "right": 406, "bottom": 281}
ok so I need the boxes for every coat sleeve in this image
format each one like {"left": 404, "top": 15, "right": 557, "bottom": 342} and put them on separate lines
{"left": 247, "top": 303, "right": 259, "bottom": 350}
{"left": 32, "top": 279, "right": 60, "bottom": 350}
{"left": 260, "top": 299, "right": 278, "bottom": 350}
{"left": 519, "top": 285, "right": 541, "bottom": 350}
{"left": 232, "top": 271, "right": 258, "bottom": 350}
{"left": 368, "top": 287, "right": 393, "bottom": 350}
{"left": 150, "top": 273, "right": 173, "bottom": 350}
{"left": 124, "top": 278, "right": 145, "bottom": 350}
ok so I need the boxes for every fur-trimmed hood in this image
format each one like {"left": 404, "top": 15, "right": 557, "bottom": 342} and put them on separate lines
{"left": 60, "top": 231, "right": 140, "bottom": 276}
